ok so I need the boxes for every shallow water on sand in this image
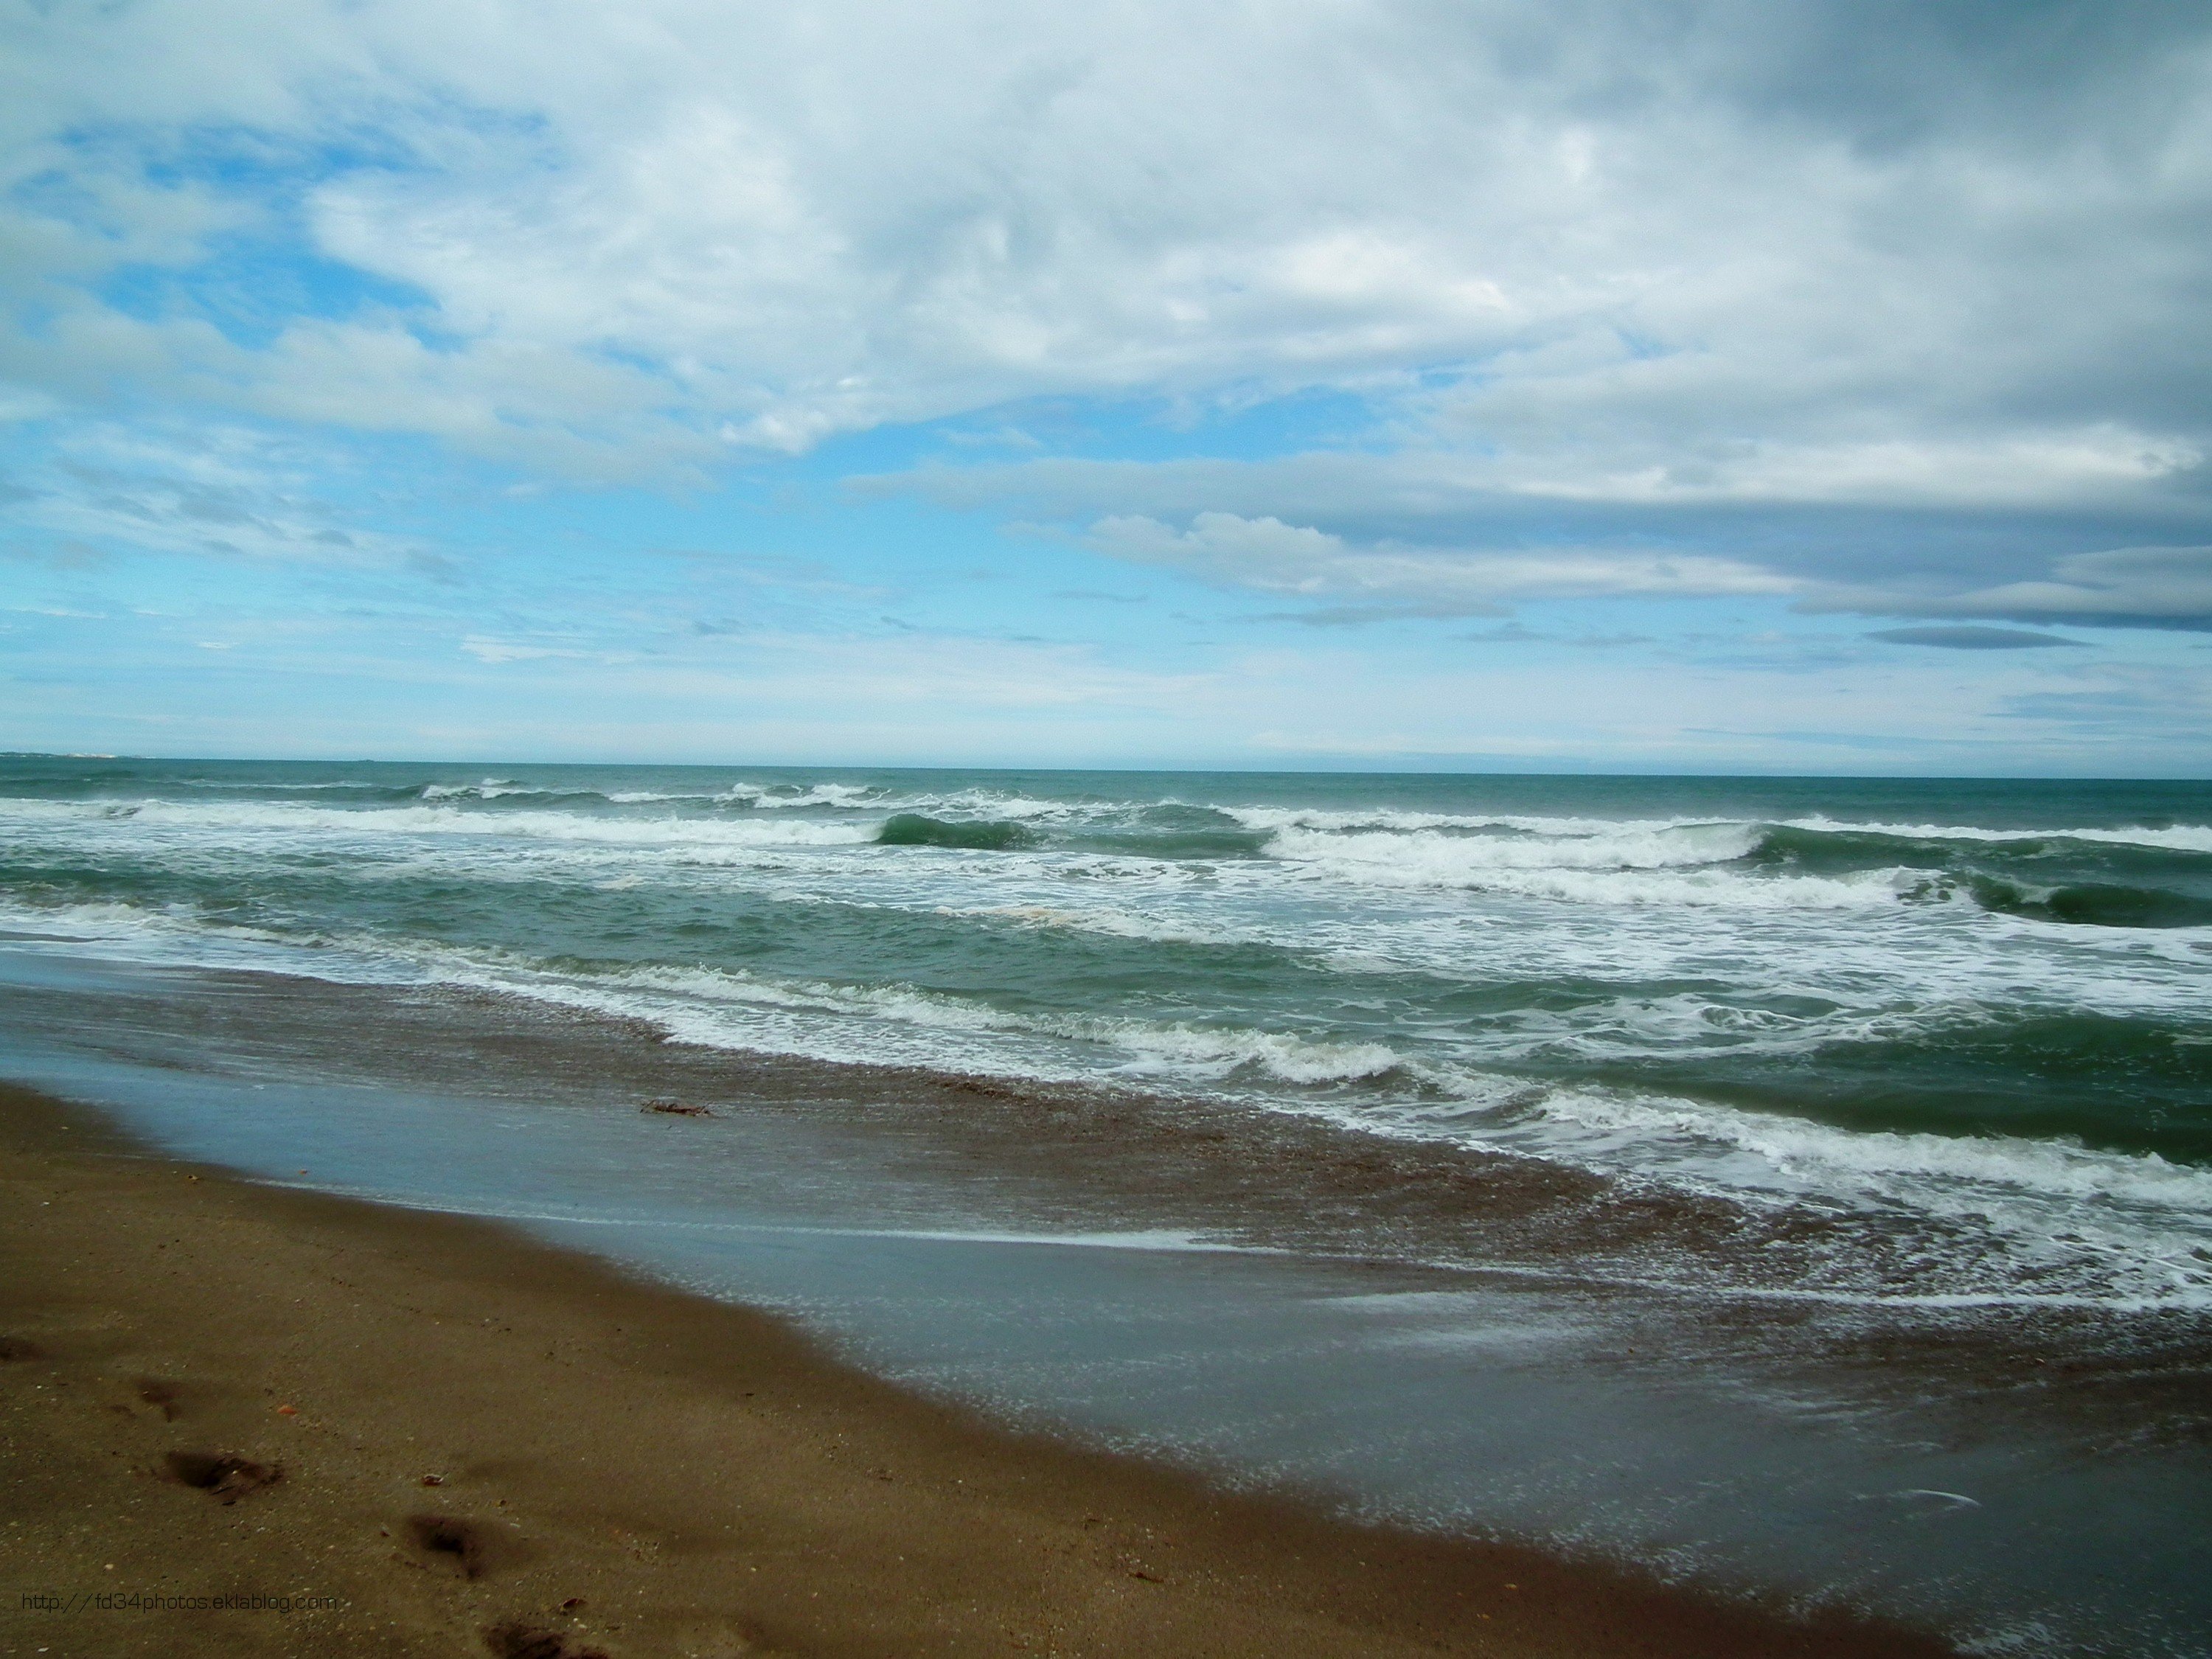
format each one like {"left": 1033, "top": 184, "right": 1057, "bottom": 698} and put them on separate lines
{"left": 2, "top": 948, "right": 2208, "bottom": 1657}
{"left": 6, "top": 758, "right": 2212, "bottom": 1319}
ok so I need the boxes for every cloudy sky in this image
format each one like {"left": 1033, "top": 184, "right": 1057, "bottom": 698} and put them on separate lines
{"left": 4, "top": 0, "right": 2210, "bottom": 772}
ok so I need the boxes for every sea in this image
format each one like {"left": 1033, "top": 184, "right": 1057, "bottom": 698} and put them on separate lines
{"left": 3, "top": 756, "right": 2209, "bottom": 1653}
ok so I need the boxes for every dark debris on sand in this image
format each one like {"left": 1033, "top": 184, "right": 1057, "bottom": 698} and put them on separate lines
{"left": 164, "top": 1450, "right": 281, "bottom": 1503}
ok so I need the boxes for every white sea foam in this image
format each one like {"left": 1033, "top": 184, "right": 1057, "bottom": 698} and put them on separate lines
{"left": 0, "top": 796, "right": 880, "bottom": 849}
{"left": 419, "top": 778, "right": 543, "bottom": 800}
{"left": 1, "top": 894, "right": 2154, "bottom": 1192}
{"left": 1503, "top": 1085, "right": 2212, "bottom": 1214}
{"left": 1335, "top": 1077, "right": 2212, "bottom": 1309}
{"left": 938, "top": 902, "right": 1226, "bottom": 945}
{"left": 0, "top": 894, "right": 403, "bottom": 984}
{"left": 173, "top": 776, "right": 397, "bottom": 793}
{"left": 6, "top": 886, "right": 2208, "bottom": 1308}
{"left": 722, "top": 781, "right": 887, "bottom": 810}
{"left": 1267, "top": 821, "right": 1764, "bottom": 871}
{"left": 9, "top": 765, "right": 2211, "bottom": 1316}
{"left": 1780, "top": 815, "right": 2212, "bottom": 855}
{"left": 1225, "top": 803, "right": 2212, "bottom": 857}
{"left": 1255, "top": 822, "right": 1926, "bottom": 908}
{"left": 1224, "top": 804, "right": 1713, "bottom": 837}
{"left": 790, "top": 786, "right": 1094, "bottom": 822}
{"left": 575, "top": 959, "right": 1408, "bottom": 1086}
{"left": 520, "top": 957, "right": 2212, "bottom": 1306}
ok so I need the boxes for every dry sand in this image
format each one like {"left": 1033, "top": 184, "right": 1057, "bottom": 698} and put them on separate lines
{"left": 0, "top": 1082, "right": 1953, "bottom": 1658}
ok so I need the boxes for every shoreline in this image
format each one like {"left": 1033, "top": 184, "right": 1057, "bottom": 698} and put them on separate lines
{"left": 0, "top": 1079, "right": 1957, "bottom": 1658}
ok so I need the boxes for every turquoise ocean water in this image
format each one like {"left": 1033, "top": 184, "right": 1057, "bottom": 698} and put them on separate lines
{"left": 3, "top": 756, "right": 2210, "bottom": 1312}
{"left": 8, "top": 755, "right": 2212, "bottom": 1652}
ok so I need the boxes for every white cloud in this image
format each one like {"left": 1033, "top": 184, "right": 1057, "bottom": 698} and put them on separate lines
{"left": 459, "top": 636, "right": 600, "bottom": 664}
{"left": 1085, "top": 511, "right": 1795, "bottom": 613}
{"left": 1829, "top": 546, "right": 2212, "bottom": 627}
{"left": 0, "top": 422, "right": 432, "bottom": 566}
{"left": 1499, "top": 430, "right": 2204, "bottom": 509}
{"left": 1, "top": 0, "right": 2205, "bottom": 515}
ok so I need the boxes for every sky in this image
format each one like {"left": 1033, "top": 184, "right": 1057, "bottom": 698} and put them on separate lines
{"left": 3, "top": 0, "right": 2211, "bottom": 773}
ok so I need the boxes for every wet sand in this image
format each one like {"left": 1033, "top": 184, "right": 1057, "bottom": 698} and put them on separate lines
{"left": 0, "top": 1082, "right": 1953, "bottom": 1658}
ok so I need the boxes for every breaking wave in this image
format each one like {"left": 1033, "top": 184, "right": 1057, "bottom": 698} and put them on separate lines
{"left": 5, "top": 757, "right": 2209, "bottom": 1314}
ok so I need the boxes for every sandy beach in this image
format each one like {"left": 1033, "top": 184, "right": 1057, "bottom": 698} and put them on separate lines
{"left": 0, "top": 1081, "right": 1957, "bottom": 1658}
{"left": 9, "top": 0, "right": 2212, "bottom": 1639}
